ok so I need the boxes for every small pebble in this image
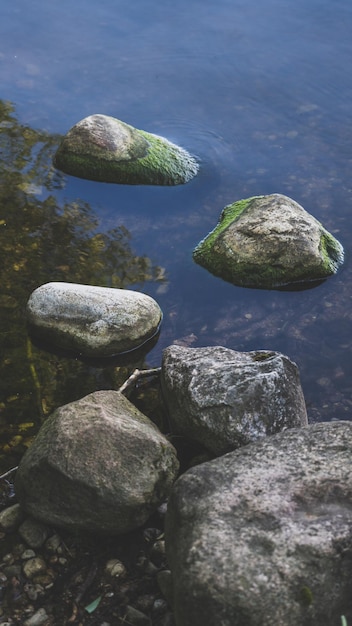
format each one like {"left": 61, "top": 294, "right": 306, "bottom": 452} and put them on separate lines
{"left": 45, "top": 533, "right": 61, "bottom": 553}
{"left": 25, "top": 584, "right": 38, "bottom": 602}
{"left": 2, "top": 553, "right": 14, "bottom": 565}
{"left": 21, "top": 550, "right": 36, "bottom": 561}
{"left": 0, "top": 504, "right": 24, "bottom": 532}
{"left": 19, "top": 519, "right": 49, "bottom": 549}
{"left": 22, "top": 557, "right": 46, "bottom": 580}
{"left": 2, "top": 564, "right": 21, "bottom": 578}
{"left": 125, "top": 604, "right": 151, "bottom": 626}
{"left": 23, "top": 607, "right": 49, "bottom": 626}
{"left": 23, "top": 604, "right": 35, "bottom": 615}
{"left": 104, "top": 558, "right": 127, "bottom": 579}
{"left": 33, "top": 571, "right": 55, "bottom": 588}
{"left": 153, "top": 597, "right": 168, "bottom": 615}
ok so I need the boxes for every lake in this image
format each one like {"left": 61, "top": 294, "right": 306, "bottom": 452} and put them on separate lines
{"left": 1, "top": 0, "right": 352, "bottom": 468}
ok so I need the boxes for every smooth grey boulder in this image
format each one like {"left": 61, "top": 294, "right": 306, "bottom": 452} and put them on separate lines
{"left": 53, "top": 114, "right": 199, "bottom": 185}
{"left": 161, "top": 345, "right": 307, "bottom": 455}
{"left": 165, "top": 421, "right": 352, "bottom": 626}
{"left": 26, "top": 282, "right": 162, "bottom": 357}
{"left": 15, "top": 390, "right": 179, "bottom": 535}
{"left": 193, "top": 193, "right": 344, "bottom": 289}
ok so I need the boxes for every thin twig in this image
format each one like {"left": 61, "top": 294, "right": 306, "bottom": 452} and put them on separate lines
{"left": 118, "top": 367, "right": 161, "bottom": 395}
{"left": 0, "top": 466, "right": 18, "bottom": 481}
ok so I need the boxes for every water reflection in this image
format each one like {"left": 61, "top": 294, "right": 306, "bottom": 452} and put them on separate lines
{"left": 1, "top": 0, "right": 352, "bottom": 470}
{"left": 0, "top": 102, "right": 166, "bottom": 469}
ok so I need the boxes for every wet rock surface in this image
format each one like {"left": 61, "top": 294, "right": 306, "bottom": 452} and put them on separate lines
{"left": 1, "top": 362, "right": 351, "bottom": 625}
{"left": 161, "top": 345, "right": 308, "bottom": 455}
{"left": 53, "top": 114, "right": 199, "bottom": 185}
{"left": 165, "top": 420, "right": 352, "bottom": 626}
{"left": 15, "top": 390, "right": 179, "bottom": 535}
{"left": 193, "top": 193, "right": 344, "bottom": 289}
{"left": 26, "top": 282, "right": 163, "bottom": 357}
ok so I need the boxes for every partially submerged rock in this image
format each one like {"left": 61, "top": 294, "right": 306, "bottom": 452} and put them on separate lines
{"left": 165, "top": 421, "right": 352, "bottom": 626}
{"left": 193, "top": 193, "right": 344, "bottom": 289}
{"left": 53, "top": 114, "right": 199, "bottom": 185}
{"left": 15, "top": 390, "right": 179, "bottom": 534}
{"left": 26, "top": 282, "right": 162, "bottom": 357}
{"left": 161, "top": 345, "right": 307, "bottom": 455}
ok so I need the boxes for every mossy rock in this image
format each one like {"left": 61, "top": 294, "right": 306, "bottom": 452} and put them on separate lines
{"left": 193, "top": 193, "right": 344, "bottom": 290}
{"left": 53, "top": 114, "right": 199, "bottom": 185}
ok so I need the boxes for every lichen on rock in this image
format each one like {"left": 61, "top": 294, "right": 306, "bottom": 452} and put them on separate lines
{"left": 161, "top": 345, "right": 307, "bottom": 455}
{"left": 165, "top": 421, "right": 352, "bottom": 626}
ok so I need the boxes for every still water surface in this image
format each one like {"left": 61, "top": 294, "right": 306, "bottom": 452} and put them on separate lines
{"left": 1, "top": 0, "right": 352, "bottom": 463}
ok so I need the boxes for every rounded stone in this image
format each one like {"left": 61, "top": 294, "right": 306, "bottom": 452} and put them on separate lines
{"left": 104, "top": 558, "right": 127, "bottom": 579}
{"left": 53, "top": 114, "right": 199, "bottom": 185}
{"left": 15, "top": 390, "right": 179, "bottom": 535}
{"left": 23, "top": 608, "right": 49, "bottom": 626}
{"left": 22, "top": 556, "right": 46, "bottom": 580}
{"left": 26, "top": 282, "right": 162, "bottom": 357}
{"left": 18, "top": 518, "right": 49, "bottom": 549}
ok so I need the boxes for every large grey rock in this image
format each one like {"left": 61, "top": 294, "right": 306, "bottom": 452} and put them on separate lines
{"left": 53, "top": 114, "right": 199, "bottom": 185}
{"left": 161, "top": 345, "right": 307, "bottom": 455}
{"left": 165, "top": 421, "right": 352, "bottom": 626}
{"left": 15, "top": 390, "right": 179, "bottom": 534}
{"left": 193, "top": 193, "right": 344, "bottom": 289}
{"left": 26, "top": 282, "right": 162, "bottom": 357}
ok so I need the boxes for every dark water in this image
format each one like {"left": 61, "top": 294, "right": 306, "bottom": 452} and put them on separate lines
{"left": 1, "top": 0, "right": 352, "bottom": 466}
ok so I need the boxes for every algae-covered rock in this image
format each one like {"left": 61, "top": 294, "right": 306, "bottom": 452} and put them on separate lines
{"left": 193, "top": 193, "right": 344, "bottom": 289}
{"left": 53, "top": 114, "right": 199, "bottom": 185}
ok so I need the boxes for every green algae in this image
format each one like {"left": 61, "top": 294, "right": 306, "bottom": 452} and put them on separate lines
{"left": 54, "top": 115, "right": 199, "bottom": 185}
{"left": 319, "top": 229, "right": 344, "bottom": 274}
{"left": 193, "top": 196, "right": 266, "bottom": 287}
{"left": 300, "top": 585, "right": 314, "bottom": 607}
{"left": 193, "top": 196, "right": 261, "bottom": 260}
